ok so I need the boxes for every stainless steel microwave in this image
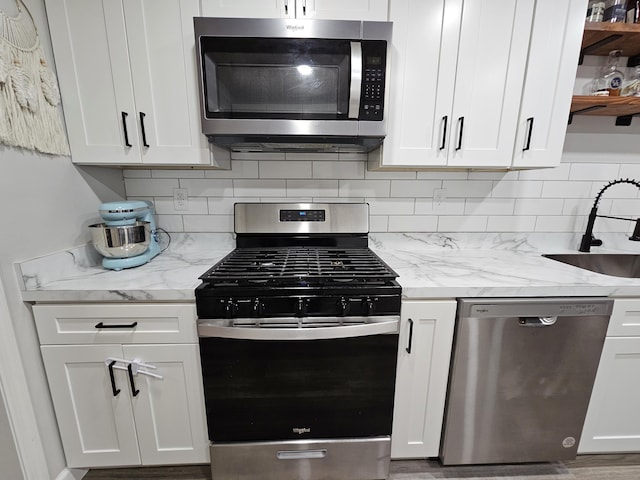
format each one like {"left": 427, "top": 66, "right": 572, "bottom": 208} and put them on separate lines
{"left": 193, "top": 17, "right": 392, "bottom": 153}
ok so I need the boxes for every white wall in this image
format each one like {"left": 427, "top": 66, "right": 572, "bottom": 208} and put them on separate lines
{"left": 0, "top": 1, "right": 124, "bottom": 478}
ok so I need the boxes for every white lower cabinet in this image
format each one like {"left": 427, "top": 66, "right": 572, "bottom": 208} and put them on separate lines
{"left": 35, "top": 304, "right": 209, "bottom": 468}
{"left": 391, "top": 300, "right": 456, "bottom": 458}
{"left": 579, "top": 299, "right": 640, "bottom": 454}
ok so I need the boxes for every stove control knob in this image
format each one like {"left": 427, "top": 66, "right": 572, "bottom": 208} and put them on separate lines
{"left": 296, "top": 297, "right": 307, "bottom": 317}
{"left": 339, "top": 296, "right": 350, "bottom": 316}
{"left": 363, "top": 297, "right": 375, "bottom": 316}
{"left": 225, "top": 299, "right": 238, "bottom": 318}
{"left": 253, "top": 298, "right": 264, "bottom": 317}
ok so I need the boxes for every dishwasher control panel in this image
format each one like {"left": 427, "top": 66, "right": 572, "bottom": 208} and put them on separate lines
{"left": 464, "top": 297, "right": 614, "bottom": 318}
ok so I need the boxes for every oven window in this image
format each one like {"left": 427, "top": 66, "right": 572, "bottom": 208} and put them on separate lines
{"left": 201, "top": 38, "right": 351, "bottom": 120}
{"left": 199, "top": 334, "right": 398, "bottom": 442}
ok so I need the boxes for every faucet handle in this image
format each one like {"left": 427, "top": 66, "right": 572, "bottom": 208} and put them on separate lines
{"left": 631, "top": 219, "right": 640, "bottom": 242}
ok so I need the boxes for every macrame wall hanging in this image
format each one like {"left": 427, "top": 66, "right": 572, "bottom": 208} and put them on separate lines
{"left": 0, "top": 0, "right": 69, "bottom": 155}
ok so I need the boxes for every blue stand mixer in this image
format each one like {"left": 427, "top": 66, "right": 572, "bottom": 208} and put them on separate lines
{"left": 89, "top": 200, "right": 161, "bottom": 270}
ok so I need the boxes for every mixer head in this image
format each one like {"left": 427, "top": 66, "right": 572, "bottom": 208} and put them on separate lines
{"left": 99, "top": 200, "right": 152, "bottom": 225}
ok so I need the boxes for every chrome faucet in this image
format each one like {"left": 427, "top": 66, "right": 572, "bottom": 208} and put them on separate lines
{"left": 579, "top": 178, "right": 640, "bottom": 252}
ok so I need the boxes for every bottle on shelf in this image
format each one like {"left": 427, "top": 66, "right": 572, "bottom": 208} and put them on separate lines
{"left": 626, "top": 0, "right": 640, "bottom": 22}
{"left": 592, "top": 50, "right": 625, "bottom": 96}
{"left": 603, "top": 0, "right": 627, "bottom": 21}
{"left": 587, "top": 1, "right": 606, "bottom": 21}
{"left": 621, "top": 65, "right": 640, "bottom": 96}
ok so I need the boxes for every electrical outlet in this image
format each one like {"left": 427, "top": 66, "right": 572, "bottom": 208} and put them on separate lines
{"left": 173, "top": 188, "right": 189, "bottom": 211}
{"left": 433, "top": 188, "right": 447, "bottom": 211}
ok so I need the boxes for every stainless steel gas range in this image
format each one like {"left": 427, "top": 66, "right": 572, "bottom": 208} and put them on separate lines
{"left": 195, "top": 203, "right": 401, "bottom": 480}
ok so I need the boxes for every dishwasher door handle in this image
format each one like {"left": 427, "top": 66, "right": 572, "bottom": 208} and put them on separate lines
{"left": 518, "top": 316, "right": 557, "bottom": 326}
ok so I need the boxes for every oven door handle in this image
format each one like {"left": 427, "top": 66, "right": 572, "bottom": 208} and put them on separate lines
{"left": 348, "top": 41, "right": 362, "bottom": 119}
{"left": 197, "top": 317, "right": 399, "bottom": 340}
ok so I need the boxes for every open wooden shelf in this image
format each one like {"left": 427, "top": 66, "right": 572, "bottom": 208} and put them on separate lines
{"left": 570, "top": 95, "right": 640, "bottom": 124}
{"left": 582, "top": 22, "right": 640, "bottom": 59}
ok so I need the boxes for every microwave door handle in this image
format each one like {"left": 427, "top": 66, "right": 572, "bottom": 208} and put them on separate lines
{"left": 348, "top": 41, "right": 362, "bottom": 119}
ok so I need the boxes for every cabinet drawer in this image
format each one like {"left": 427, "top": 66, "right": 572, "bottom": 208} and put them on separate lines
{"left": 34, "top": 304, "right": 197, "bottom": 345}
{"left": 608, "top": 299, "right": 640, "bottom": 337}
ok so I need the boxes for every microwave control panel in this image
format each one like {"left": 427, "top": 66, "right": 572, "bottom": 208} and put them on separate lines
{"left": 359, "top": 41, "right": 387, "bottom": 121}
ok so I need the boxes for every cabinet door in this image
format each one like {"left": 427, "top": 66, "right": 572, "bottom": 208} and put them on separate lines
{"left": 446, "top": 0, "right": 533, "bottom": 168}
{"left": 201, "top": 0, "right": 293, "bottom": 18}
{"left": 123, "top": 0, "right": 212, "bottom": 165}
{"left": 579, "top": 337, "right": 640, "bottom": 453}
{"left": 44, "top": 0, "right": 141, "bottom": 164}
{"left": 40, "top": 345, "right": 141, "bottom": 468}
{"left": 123, "top": 344, "right": 209, "bottom": 465}
{"left": 391, "top": 300, "right": 456, "bottom": 458}
{"left": 375, "top": 0, "right": 460, "bottom": 168}
{"left": 297, "top": 0, "right": 388, "bottom": 20}
{"left": 512, "top": 0, "right": 587, "bottom": 169}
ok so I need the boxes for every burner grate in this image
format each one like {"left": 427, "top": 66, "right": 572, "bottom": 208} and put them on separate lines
{"left": 200, "top": 247, "right": 397, "bottom": 285}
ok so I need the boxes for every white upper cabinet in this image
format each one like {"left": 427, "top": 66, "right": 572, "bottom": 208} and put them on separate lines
{"left": 201, "top": 0, "right": 388, "bottom": 20}
{"left": 45, "top": 0, "right": 227, "bottom": 167}
{"left": 512, "top": 0, "right": 587, "bottom": 169}
{"left": 371, "top": 0, "right": 587, "bottom": 170}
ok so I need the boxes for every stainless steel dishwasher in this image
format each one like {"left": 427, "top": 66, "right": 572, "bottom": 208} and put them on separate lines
{"left": 440, "top": 297, "right": 613, "bottom": 465}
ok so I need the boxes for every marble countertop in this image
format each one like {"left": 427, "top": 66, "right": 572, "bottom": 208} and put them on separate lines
{"left": 17, "top": 232, "right": 640, "bottom": 303}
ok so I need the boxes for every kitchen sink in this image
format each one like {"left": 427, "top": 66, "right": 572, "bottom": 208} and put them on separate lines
{"left": 543, "top": 253, "right": 640, "bottom": 278}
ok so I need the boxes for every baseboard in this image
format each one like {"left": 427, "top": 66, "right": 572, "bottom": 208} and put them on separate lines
{"left": 55, "top": 468, "right": 88, "bottom": 480}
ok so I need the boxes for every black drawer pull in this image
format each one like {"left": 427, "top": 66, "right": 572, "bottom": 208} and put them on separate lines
{"left": 95, "top": 321, "right": 138, "bottom": 329}
{"left": 121, "top": 111, "right": 132, "bottom": 147}
{"left": 108, "top": 360, "right": 120, "bottom": 397}
{"left": 406, "top": 318, "right": 414, "bottom": 354}
{"left": 127, "top": 363, "right": 140, "bottom": 397}
{"left": 140, "top": 112, "right": 149, "bottom": 147}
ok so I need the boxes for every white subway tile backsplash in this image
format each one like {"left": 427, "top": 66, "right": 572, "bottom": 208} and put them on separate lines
{"left": 514, "top": 198, "right": 563, "bottom": 215}
{"left": 388, "top": 215, "right": 438, "bottom": 232}
{"left": 465, "top": 198, "right": 515, "bottom": 215}
{"left": 414, "top": 198, "right": 465, "bottom": 215}
{"left": 287, "top": 180, "right": 339, "bottom": 197}
{"left": 443, "top": 180, "right": 493, "bottom": 198}
{"left": 437, "top": 216, "right": 488, "bottom": 232}
{"left": 183, "top": 214, "right": 234, "bottom": 232}
{"left": 125, "top": 178, "right": 178, "bottom": 196}
{"left": 569, "top": 163, "right": 620, "bottom": 181}
{"left": 487, "top": 216, "right": 536, "bottom": 232}
{"left": 259, "top": 161, "right": 312, "bottom": 179}
{"left": 313, "top": 161, "right": 364, "bottom": 179}
{"left": 124, "top": 160, "right": 637, "bottom": 234}
{"left": 491, "top": 180, "right": 542, "bottom": 198}
{"left": 366, "top": 198, "right": 415, "bottom": 215}
{"left": 339, "top": 180, "right": 390, "bottom": 197}
{"left": 153, "top": 196, "right": 208, "bottom": 215}
{"left": 390, "top": 180, "right": 441, "bottom": 198}
{"left": 204, "top": 160, "right": 259, "bottom": 179}
{"left": 541, "top": 181, "right": 592, "bottom": 198}
{"left": 179, "top": 179, "right": 234, "bottom": 197}
{"left": 234, "top": 179, "right": 286, "bottom": 197}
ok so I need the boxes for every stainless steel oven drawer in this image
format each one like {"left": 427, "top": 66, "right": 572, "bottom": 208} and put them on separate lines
{"left": 210, "top": 437, "right": 390, "bottom": 480}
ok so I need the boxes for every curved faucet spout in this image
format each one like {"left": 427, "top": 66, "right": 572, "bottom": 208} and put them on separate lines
{"left": 579, "top": 178, "right": 640, "bottom": 252}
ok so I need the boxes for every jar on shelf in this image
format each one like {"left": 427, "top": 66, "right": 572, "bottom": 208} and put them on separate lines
{"left": 593, "top": 50, "right": 625, "bottom": 96}
{"left": 587, "top": 1, "right": 606, "bottom": 21}
{"left": 626, "top": 0, "right": 640, "bottom": 22}
{"left": 621, "top": 66, "right": 640, "bottom": 96}
{"left": 603, "top": 0, "right": 627, "bottom": 21}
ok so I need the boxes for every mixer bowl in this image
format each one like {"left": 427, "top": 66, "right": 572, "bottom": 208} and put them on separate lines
{"left": 89, "top": 221, "right": 151, "bottom": 258}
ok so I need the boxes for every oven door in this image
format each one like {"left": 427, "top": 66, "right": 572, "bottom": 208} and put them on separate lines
{"left": 197, "top": 318, "right": 399, "bottom": 443}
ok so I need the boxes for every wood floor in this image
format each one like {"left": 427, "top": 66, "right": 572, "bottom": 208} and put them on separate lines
{"left": 83, "top": 454, "right": 640, "bottom": 479}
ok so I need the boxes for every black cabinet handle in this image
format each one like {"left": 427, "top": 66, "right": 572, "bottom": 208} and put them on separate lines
{"left": 127, "top": 363, "right": 140, "bottom": 397}
{"left": 108, "top": 360, "right": 120, "bottom": 397}
{"left": 455, "top": 117, "right": 464, "bottom": 151}
{"left": 284, "top": 0, "right": 288, "bottom": 14}
{"left": 95, "top": 321, "right": 138, "bottom": 329}
{"left": 440, "top": 115, "right": 448, "bottom": 150}
{"left": 406, "top": 318, "right": 414, "bottom": 354}
{"left": 302, "top": 0, "right": 306, "bottom": 15}
{"left": 121, "top": 112, "right": 132, "bottom": 147}
{"left": 523, "top": 117, "right": 534, "bottom": 151}
{"left": 139, "top": 112, "right": 149, "bottom": 147}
